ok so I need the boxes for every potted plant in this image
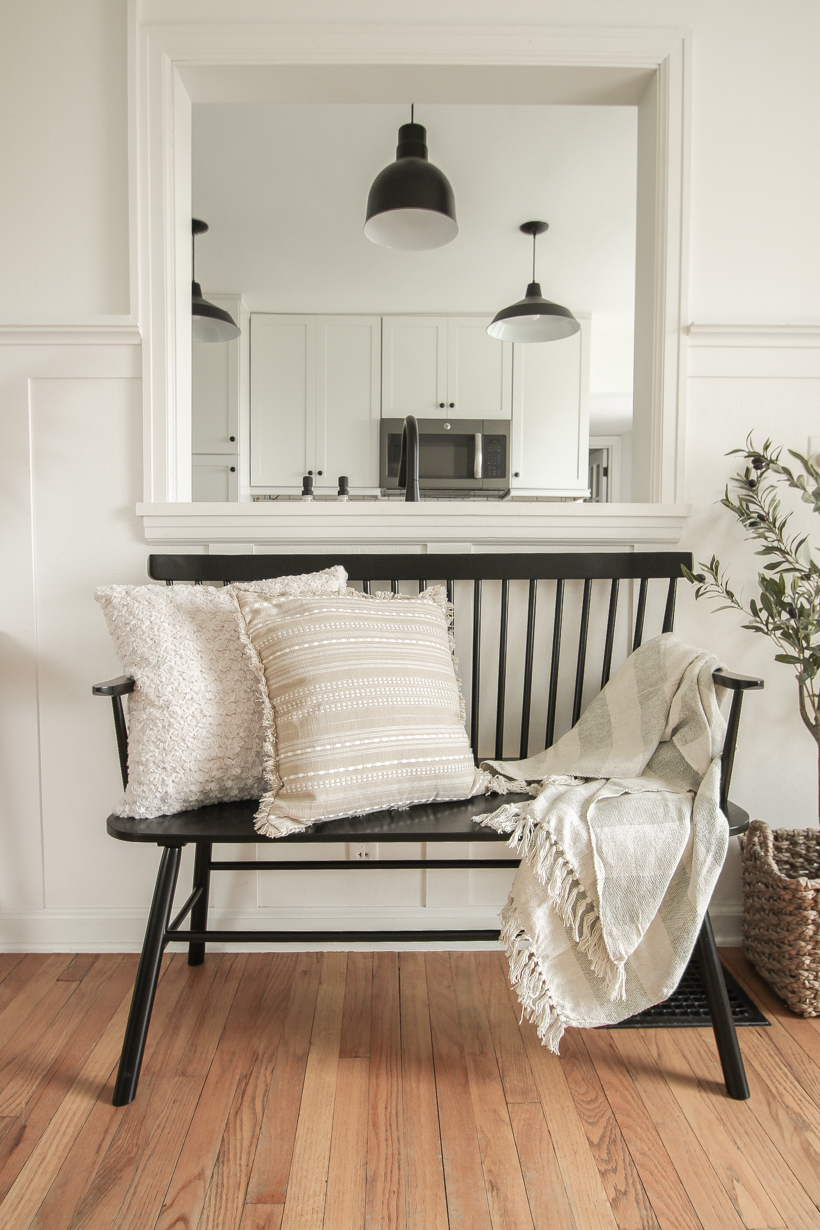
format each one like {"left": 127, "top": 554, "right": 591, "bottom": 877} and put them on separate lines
{"left": 684, "top": 437, "right": 820, "bottom": 1016}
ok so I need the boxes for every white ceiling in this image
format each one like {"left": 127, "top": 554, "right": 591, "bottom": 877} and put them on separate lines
{"left": 192, "top": 102, "right": 637, "bottom": 395}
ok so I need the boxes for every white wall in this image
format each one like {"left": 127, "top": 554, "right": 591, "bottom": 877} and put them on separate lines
{"left": 0, "top": 0, "right": 130, "bottom": 321}
{"left": 2, "top": 0, "right": 820, "bottom": 949}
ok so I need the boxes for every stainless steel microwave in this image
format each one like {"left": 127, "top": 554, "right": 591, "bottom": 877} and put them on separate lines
{"left": 380, "top": 418, "right": 511, "bottom": 493}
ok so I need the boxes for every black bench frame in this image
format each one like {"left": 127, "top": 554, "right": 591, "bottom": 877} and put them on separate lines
{"left": 96, "top": 552, "right": 763, "bottom": 1106}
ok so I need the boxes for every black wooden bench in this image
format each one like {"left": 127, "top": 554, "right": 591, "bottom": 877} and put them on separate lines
{"left": 95, "top": 551, "right": 763, "bottom": 1106}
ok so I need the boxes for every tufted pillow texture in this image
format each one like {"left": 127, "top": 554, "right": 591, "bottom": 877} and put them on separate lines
{"left": 232, "top": 587, "right": 483, "bottom": 837}
{"left": 95, "top": 566, "right": 347, "bottom": 818}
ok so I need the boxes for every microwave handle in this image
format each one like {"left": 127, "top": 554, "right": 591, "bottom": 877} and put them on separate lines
{"left": 474, "top": 433, "right": 483, "bottom": 480}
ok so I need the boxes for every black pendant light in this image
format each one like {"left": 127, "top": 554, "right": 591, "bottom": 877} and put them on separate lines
{"left": 487, "top": 221, "right": 579, "bottom": 343}
{"left": 364, "top": 106, "right": 458, "bottom": 251}
{"left": 191, "top": 219, "right": 240, "bottom": 343}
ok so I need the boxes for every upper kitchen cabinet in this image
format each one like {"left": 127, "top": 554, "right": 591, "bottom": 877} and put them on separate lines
{"left": 250, "top": 314, "right": 315, "bottom": 488}
{"left": 250, "top": 314, "right": 381, "bottom": 490}
{"left": 510, "top": 314, "right": 590, "bottom": 496}
{"left": 382, "top": 316, "right": 512, "bottom": 419}
{"left": 314, "top": 316, "right": 381, "bottom": 490}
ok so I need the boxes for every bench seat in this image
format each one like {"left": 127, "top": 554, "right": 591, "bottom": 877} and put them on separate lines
{"left": 106, "top": 794, "right": 751, "bottom": 845}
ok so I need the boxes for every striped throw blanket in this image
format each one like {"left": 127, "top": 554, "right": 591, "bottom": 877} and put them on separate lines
{"left": 477, "top": 633, "right": 729, "bottom": 1050}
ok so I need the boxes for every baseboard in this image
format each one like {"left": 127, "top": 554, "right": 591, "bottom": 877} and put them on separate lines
{"left": 0, "top": 904, "right": 744, "bottom": 952}
{"left": 0, "top": 906, "right": 508, "bottom": 952}
{"left": 707, "top": 904, "right": 743, "bottom": 948}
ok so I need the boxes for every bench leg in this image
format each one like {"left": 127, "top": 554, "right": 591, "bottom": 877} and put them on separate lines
{"left": 695, "top": 911, "right": 750, "bottom": 1100}
{"left": 188, "top": 841, "right": 212, "bottom": 967}
{"left": 113, "top": 844, "right": 181, "bottom": 1107}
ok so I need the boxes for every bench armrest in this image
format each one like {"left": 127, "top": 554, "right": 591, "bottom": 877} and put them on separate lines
{"left": 92, "top": 676, "right": 135, "bottom": 697}
{"left": 715, "top": 667, "right": 763, "bottom": 821}
{"left": 713, "top": 669, "right": 764, "bottom": 691}
{"left": 93, "top": 677, "right": 132, "bottom": 788}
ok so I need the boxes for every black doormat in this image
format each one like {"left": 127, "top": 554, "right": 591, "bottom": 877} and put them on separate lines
{"left": 606, "top": 959, "right": 769, "bottom": 1029}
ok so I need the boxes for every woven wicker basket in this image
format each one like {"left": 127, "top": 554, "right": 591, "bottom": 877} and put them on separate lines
{"left": 740, "top": 820, "right": 820, "bottom": 1017}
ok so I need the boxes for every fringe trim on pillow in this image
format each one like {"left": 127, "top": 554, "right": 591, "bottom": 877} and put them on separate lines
{"left": 499, "top": 898, "right": 568, "bottom": 1053}
{"left": 479, "top": 800, "right": 626, "bottom": 1001}
{"left": 228, "top": 592, "right": 285, "bottom": 839}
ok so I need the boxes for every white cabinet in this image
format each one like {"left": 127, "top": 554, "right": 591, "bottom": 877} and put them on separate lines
{"left": 250, "top": 314, "right": 380, "bottom": 490}
{"left": 249, "top": 311, "right": 587, "bottom": 496}
{"left": 192, "top": 454, "right": 239, "bottom": 502}
{"left": 192, "top": 295, "right": 240, "bottom": 453}
{"left": 381, "top": 317, "right": 446, "bottom": 418}
{"left": 192, "top": 294, "right": 241, "bottom": 500}
{"left": 315, "top": 316, "right": 381, "bottom": 490}
{"left": 382, "top": 316, "right": 511, "bottom": 419}
{"left": 447, "top": 318, "right": 512, "bottom": 418}
{"left": 250, "top": 315, "right": 315, "bottom": 488}
{"left": 510, "top": 316, "right": 590, "bottom": 495}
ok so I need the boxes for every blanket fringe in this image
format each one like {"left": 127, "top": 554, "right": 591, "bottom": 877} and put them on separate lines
{"left": 481, "top": 801, "right": 627, "bottom": 1001}
{"left": 478, "top": 772, "right": 543, "bottom": 797}
{"left": 498, "top": 900, "right": 567, "bottom": 1052}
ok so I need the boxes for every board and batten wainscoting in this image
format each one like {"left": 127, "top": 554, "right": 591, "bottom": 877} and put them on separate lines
{"left": 2, "top": 322, "right": 820, "bottom": 950}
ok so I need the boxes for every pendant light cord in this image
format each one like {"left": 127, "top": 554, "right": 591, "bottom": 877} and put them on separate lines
{"left": 532, "top": 231, "right": 537, "bottom": 283}
{"left": 411, "top": 103, "right": 414, "bottom": 123}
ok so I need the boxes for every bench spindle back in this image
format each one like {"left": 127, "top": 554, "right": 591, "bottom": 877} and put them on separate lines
{"left": 149, "top": 551, "right": 690, "bottom": 762}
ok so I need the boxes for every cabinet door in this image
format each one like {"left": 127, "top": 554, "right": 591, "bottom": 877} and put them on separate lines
{"left": 250, "top": 315, "right": 315, "bottom": 486}
{"left": 446, "top": 317, "right": 512, "bottom": 419}
{"left": 192, "top": 295, "right": 240, "bottom": 453}
{"left": 511, "top": 318, "right": 590, "bottom": 493}
{"left": 315, "top": 317, "right": 381, "bottom": 490}
{"left": 382, "top": 317, "right": 447, "bottom": 417}
{"left": 192, "top": 454, "right": 239, "bottom": 502}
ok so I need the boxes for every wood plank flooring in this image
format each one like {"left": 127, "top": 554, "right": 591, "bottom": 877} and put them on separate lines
{"left": 0, "top": 949, "right": 817, "bottom": 1230}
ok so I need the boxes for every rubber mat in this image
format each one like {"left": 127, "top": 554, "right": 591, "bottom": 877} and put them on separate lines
{"left": 607, "top": 958, "right": 769, "bottom": 1028}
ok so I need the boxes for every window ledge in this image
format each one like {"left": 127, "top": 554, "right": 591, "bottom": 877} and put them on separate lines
{"left": 137, "top": 501, "right": 692, "bottom": 551}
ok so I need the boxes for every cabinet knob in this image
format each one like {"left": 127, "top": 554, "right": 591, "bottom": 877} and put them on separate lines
{"left": 439, "top": 402, "right": 445, "bottom": 409}
{"left": 317, "top": 470, "right": 323, "bottom": 476}
{"left": 449, "top": 402, "right": 454, "bottom": 409}
{"left": 230, "top": 466, "right": 236, "bottom": 473}
{"left": 513, "top": 471, "right": 520, "bottom": 478}
{"left": 229, "top": 435, "right": 236, "bottom": 442}
{"left": 308, "top": 470, "right": 313, "bottom": 476}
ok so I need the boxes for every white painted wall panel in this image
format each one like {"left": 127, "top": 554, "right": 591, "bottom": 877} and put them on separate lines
{"left": 28, "top": 375, "right": 155, "bottom": 909}
{"left": 0, "top": 0, "right": 129, "bottom": 322}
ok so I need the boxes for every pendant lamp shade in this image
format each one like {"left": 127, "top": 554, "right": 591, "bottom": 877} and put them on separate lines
{"left": 191, "top": 219, "right": 241, "bottom": 343}
{"left": 364, "top": 119, "right": 457, "bottom": 251}
{"left": 488, "top": 222, "right": 579, "bottom": 344}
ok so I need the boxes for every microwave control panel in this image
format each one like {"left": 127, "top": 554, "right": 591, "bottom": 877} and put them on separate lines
{"left": 482, "top": 435, "right": 507, "bottom": 479}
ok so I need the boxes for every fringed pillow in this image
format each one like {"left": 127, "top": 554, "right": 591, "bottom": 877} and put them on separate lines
{"left": 95, "top": 566, "right": 348, "bottom": 818}
{"left": 233, "top": 587, "right": 483, "bottom": 836}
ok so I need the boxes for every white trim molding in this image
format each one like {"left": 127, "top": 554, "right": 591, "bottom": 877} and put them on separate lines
{"left": 137, "top": 499, "right": 692, "bottom": 549}
{"left": 0, "top": 904, "right": 742, "bottom": 950}
{"left": 688, "top": 323, "right": 820, "bottom": 347}
{"left": 687, "top": 323, "right": 820, "bottom": 378}
{"left": 132, "top": 10, "right": 691, "bottom": 507}
{"left": 0, "top": 324, "right": 141, "bottom": 347}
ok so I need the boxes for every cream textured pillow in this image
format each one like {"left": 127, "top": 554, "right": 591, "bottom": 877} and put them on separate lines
{"left": 233, "top": 587, "right": 483, "bottom": 837}
{"left": 95, "top": 566, "right": 348, "bottom": 818}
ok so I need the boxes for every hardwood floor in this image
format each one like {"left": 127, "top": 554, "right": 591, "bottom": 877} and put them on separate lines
{"left": 0, "top": 948, "right": 817, "bottom": 1229}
